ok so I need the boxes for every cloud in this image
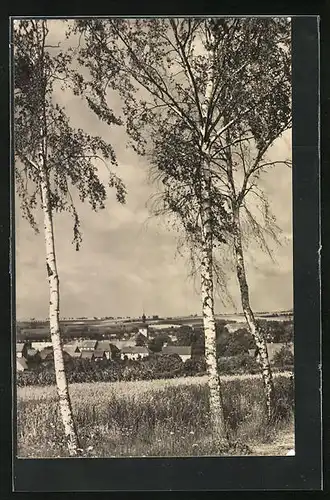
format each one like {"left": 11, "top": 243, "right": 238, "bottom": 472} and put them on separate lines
{"left": 14, "top": 21, "right": 293, "bottom": 319}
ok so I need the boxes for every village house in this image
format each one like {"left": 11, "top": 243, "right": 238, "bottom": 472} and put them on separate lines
{"left": 31, "top": 341, "right": 52, "bottom": 351}
{"left": 78, "top": 339, "right": 98, "bottom": 351}
{"left": 63, "top": 343, "right": 81, "bottom": 359}
{"left": 96, "top": 341, "right": 120, "bottom": 360}
{"left": 162, "top": 345, "right": 192, "bottom": 362}
{"left": 112, "top": 339, "right": 136, "bottom": 351}
{"left": 16, "top": 342, "right": 29, "bottom": 359}
{"left": 121, "top": 346, "right": 150, "bottom": 360}
{"left": 16, "top": 357, "right": 28, "bottom": 372}
{"left": 137, "top": 313, "right": 149, "bottom": 339}
{"left": 39, "top": 346, "right": 72, "bottom": 363}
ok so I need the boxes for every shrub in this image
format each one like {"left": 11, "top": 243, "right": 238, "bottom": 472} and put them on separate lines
{"left": 217, "top": 353, "right": 260, "bottom": 375}
{"left": 146, "top": 353, "right": 183, "bottom": 372}
{"left": 273, "top": 346, "right": 294, "bottom": 368}
{"left": 184, "top": 357, "right": 207, "bottom": 375}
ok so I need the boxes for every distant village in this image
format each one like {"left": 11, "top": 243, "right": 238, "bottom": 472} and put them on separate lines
{"left": 16, "top": 311, "right": 294, "bottom": 372}
{"left": 16, "top": 313, "right": 194, "bottom": 372}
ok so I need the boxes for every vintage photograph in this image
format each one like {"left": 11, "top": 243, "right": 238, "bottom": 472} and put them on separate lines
{"left": 13, "top": 17, "right": 294, "bottom": 459}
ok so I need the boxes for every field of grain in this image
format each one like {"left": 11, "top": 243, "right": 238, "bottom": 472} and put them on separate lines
{"left": 17, "top": 372, "right": 294, "bottom": 458}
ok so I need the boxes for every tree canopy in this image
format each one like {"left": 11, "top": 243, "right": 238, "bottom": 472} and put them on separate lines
{"left": 14, "top": 19, "right": 126, "bottom": 249}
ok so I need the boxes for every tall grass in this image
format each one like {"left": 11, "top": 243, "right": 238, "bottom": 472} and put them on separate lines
{"left": 17, "top": 374, "right": 294, "bottom": 458}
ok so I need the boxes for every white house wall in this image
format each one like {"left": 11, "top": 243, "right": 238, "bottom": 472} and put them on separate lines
{"left": 31, "top": 341, "right": 52, "bottom": 350}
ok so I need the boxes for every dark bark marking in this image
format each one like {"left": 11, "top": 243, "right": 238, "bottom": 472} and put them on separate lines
{"left": 46, "top": 262, "right": 53, "bottom": 276}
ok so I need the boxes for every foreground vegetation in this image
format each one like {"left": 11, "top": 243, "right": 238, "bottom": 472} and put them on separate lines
{"left": 17, "top": 373, "right": 294, "bottom": 458}
{"left": 17, "top": 347, "right": 294, "bottom": 387}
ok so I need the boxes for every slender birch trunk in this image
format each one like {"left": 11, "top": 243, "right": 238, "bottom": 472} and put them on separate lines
{"left": 39, "top": 157, "right": 80, "bottom": 456}
{"left": 232, "top": 205, "right": 275, "bottom": 419}
{"left": 200, "top": 161, "right": 227, "bottom": 439}
{"left": 197, "top": 29, "right": 227, "bottom": 441}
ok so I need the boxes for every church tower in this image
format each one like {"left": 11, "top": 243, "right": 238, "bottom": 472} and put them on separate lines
{"left": 138, "top": 312, "right": 149, "bottom": 340}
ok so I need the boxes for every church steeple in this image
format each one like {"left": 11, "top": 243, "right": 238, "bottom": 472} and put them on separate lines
{"left": 139, "top": 311, "right": 148, "bottom": 340}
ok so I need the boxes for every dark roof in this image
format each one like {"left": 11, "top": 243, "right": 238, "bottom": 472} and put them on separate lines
{"left": 71, "top": 351, "right": 81, "bottom": 358}
{"left": 162, "top": 346, "right": 191, "bottom": 355}
{"left": 97, "top": 341, "right": 111, "bottom": 351}
{"left": 81, "top": 351, "right": 94, "bottom": 359}
{"left": 93, "top": 350, "right": 106, "bottom": 358}
{"left": 121, "top": 346, "right": 149, "bottom": 354}
{"left": 112, "top": 339, "right": 136, "bottom": 350}
{"left": 134, "top": 333, "right": 148, "bottom": 344}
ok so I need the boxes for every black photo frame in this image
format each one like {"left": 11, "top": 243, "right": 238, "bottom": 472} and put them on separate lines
{"left": 6, "top": 14, "right": 322, "bottom": 492}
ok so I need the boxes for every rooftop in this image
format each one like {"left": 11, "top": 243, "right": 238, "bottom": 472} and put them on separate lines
{"left": 93, "top": 350, "right": 106, "bottom": 358}
{"left": 78, "top": 340, "right": 98, "bottom": 349}
{"left": 63, "top": 345, "right": 81, "bottom": 356}
{"left": 81, "top": 351, "right": 94, "bottom": 360}
{"left": 96, "top": 340, "right": 111, "bottom": 351}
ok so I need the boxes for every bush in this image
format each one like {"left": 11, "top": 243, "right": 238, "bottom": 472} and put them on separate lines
{"left": 184, "top": 357, "right": 207, "bottom": 375}
{"left": 273, "top": 346, "right": 294, "bottom": 368}
{"left": 17, "top": 354, "right": 185, "bottom": 387}
{"left": 218, "top": 353, "right": 260, "bottom": 375}
{"left": 146, "top": 353, "right": 183, "bottom": 372}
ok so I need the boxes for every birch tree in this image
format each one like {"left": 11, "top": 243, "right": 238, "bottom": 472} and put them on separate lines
{"left": 210, "top": 18, "right": 291, "bottom": 417}
{"left": 73, "top": 17, "right": 290, "bottom": 438}
{"left": 13, "top": 19, "right": 125, "bottom": 456}
{"left": 148, "top": 19, "right": 291, "bottom": 418}
{"left": 216, "top": 129, "right": 291, "bottom": 419}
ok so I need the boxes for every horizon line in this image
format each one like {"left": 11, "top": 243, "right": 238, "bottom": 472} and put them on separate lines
{"left": 16, "top": 308, "right": 294, "bottom": 323}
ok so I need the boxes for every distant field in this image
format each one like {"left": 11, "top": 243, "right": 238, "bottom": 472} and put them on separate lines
{"left": 17, "top": 372, "right": 294, "bottom": 458}
{"left": 17, "top": 312, "right": 293, "bottom": 334}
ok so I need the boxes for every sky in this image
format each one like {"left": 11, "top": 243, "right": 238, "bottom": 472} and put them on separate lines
{"left": 14, "top": 20, "right": 293, "bottom": 320}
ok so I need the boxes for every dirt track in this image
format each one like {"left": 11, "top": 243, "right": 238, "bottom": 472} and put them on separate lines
{"left": 251, "top": 426, "right": 295, "bottom": 456}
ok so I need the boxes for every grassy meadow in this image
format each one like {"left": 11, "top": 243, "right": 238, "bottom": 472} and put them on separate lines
{"left": 17, "top": 372, "right": 294, "bottom": 458}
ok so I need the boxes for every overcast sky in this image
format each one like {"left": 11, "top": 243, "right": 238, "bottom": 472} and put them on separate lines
{"left": 14, "top": 20, "right": 293, "bottom": 320}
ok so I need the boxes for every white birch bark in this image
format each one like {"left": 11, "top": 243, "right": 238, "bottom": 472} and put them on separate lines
{"left": 39, "top": 156, "right": 80, "bottom": 456}
{"left": 232, "top": 206, "right": 275, "bottom": 418}
{"left": 200, "top": 162, "right": 226, "bottom": 438}
{"left": 198, "top": 33, "right": 227, "bottom": 439}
